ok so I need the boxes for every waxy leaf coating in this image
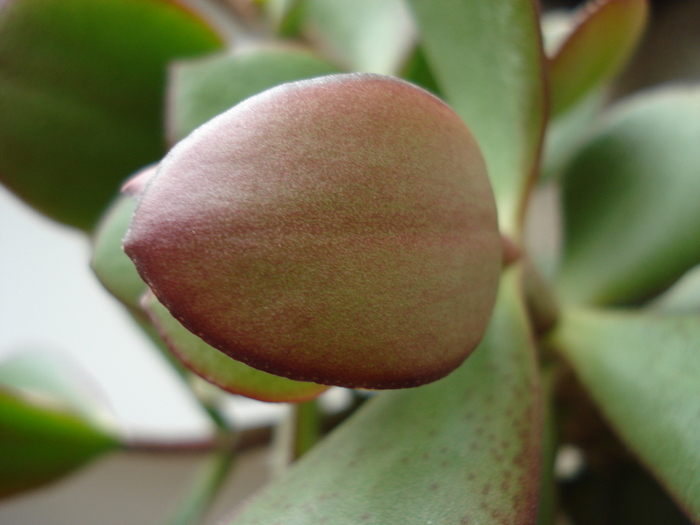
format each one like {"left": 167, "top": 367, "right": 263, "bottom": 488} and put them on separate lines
{"left": 125, "top": 73, "right": 501, "bottom": 389}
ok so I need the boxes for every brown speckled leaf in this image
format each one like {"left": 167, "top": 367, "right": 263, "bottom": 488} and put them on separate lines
{"left": 225, "top": 267, "right": 542, "bottom": 525}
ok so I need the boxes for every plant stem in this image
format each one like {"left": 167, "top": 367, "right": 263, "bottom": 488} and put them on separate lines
{"left": 166, "top": 441, "right": 237, "bottom": 525}
{"left": 294, "top": 399, "right": 321, "bottom": 460}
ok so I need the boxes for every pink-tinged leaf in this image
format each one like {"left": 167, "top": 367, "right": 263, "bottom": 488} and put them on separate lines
{"left": 125, "top": 74, "right": 502, "bottom": 390}
{"left": 225, "top": 267, "right": 542, "bottom": 525}
{"left": 143, "top": 291, "right": 329, "bottom": 403}
{"left": 549, "top": 0, "right": 649, "bottom": 117}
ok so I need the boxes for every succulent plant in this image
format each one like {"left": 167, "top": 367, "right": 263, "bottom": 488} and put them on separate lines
{"left": 2, "top": 0, "right": 700, "bottom": 523}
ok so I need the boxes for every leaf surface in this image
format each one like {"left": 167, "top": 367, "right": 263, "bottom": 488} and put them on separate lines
{"left": 406, "top": 0, "right": 547, "bottom": 235}
{"left": 226, "top": 268, "right": 542, "bottom": 524}
{"left": 557, "top": 85, "right": 700, "bottom": 305}
{"left": 548, "top": 0, "right": 648, "bottom": 117}
{"left": 300, "top": 0, "right": 416, "bottom": 74}
{"left": 0, "top": 352, "right": 120, "bottom": 498}
{"left": 167, "top": 47, "right": 338, "bottom": 144}
{"left": 552, "top": 307, "right": 700, "bottom": 521}
{"left": 143, "top": 292, "right": 329, "bottom": 403}
{"left": 0, "top": 0, "right": 223, "bottom": 230}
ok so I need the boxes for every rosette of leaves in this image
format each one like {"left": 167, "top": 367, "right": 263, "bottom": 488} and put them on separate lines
{"left": 2, "top": 0, "right": 700, "bottom": 523}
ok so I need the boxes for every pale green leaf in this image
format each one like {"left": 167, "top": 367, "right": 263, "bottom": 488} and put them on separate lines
{"left": 406, "top": 0, "right": 547, "bottom": 235}
{"left": 167, "top": 47, "right": 338, "bottom": 144}
{"left": 300, "top": 0, "right": 416, "bottom": 75}
{"left": 551, "top": 307, "right": 700, "bottom": 521}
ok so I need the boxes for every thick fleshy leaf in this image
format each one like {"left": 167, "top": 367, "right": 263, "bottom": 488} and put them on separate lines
{"left": 91, "top": 192, "right": 144, "bottom": 313}
{"left": 143, "top": 292, "right": 329, "bottom": 403}
{"left": 406, "top": 0, "right": 547, "bottom": 235}
{"left": 125, "top": 74, "right": 502, "bottom": 390}
{"left": 0, "top": 0, "right": 223, "bottom": 230}
{"left": 300, "top": 0, "right": 416, "bottom": 75}
{"left": 167, "top": 47, "right": 338, "bottom": 144}
{"left": 557, "top": 85, "right": 700, "bottom": 305}
{"left": 226, "top": 268, "right": 542, "bottom": 524}
{"left": 551, "top": 307, "right": 700, "bottom": 521}
{"left": 0, "top": 352, "right": 120, "bottom": 498}
{"left": 548, "top": 0, "right": 649, "bottom": 117}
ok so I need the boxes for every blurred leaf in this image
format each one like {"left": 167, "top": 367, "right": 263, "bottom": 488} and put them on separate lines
{"left": 552, "top": 307, "right": 700, "bottom": 521}
{"left": 541, "top": 88, "right": 605, "bottom": 183}
{"left": 143, "top": 292, "right": 329, "bottom": 403}
{"left": 300, "top": 0, "right": 416, "bottom": 75}
{"left": 167, "top": 46, "right": 338, "bottom": 144}
{"left": 650, "top": 265, "right": 700, "bottom": 314}
{"left": 0, "top": 351, "right": 118, "bottom": 432}
{"left": 557, "top": 85, "right": 700, "bottom": 305}
{"left": 548, "top": 0, "right": 649, "bottom": 117}
{"left": 0, "top": 352, "right": 120, "bottom": 499}
{"left": 227, "top": 268, "right": 542, "bottom": 524}
{"left": 400, "top": 45, "right": 441, "bottom": 96}
{"left": 0, "top": 0, "right": 223, "bottom": 231}
{"left": 406, "top": 0, "right": 547, "bottom": 236}
{"left": 91, "top": 191, "right": 144, "bottom": 313}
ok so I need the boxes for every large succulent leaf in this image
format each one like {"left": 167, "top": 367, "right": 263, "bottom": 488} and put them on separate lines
{"left": 167, "top": 47, "right": 338, "bottom": 144}
{"left": 557, "top": 85, "right": 700, "bottom": 305}
{"left": 143, "top": 292, "right": 329, "bottom": 403}
{"left": 548, "top": 0, "right": 649, "bottom": 117}
{"left": 299, "top": 0, "right": 416, "bottom": 75}
{"left": 406, "top": 0, "right": 547, "bottom": 236}
{"left": 226, "top": 267, "right": 542, "bottom": 524}
{"left": 0, "top": 352, "right": 120, "bottom": 498}
{"left": 551, "top": 307, "right": 700, "bottom": 522}
{"left": 0, "top": 0, "right": 223, "bottom": 231}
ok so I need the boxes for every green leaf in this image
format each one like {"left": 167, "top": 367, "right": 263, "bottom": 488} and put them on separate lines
{"left": 167, "top": 47, "right": 338, "bottom": 144}
{"left": 0, "top": 0, "right": 223, "bottom": 231}
{"left": 650, "top": 265, "right": 700, "bottom": 314}
{"left": 300, "top": 0, "right": 416, "bottom": 74}
{"left": 0, "top": 352, "right": 120, "bottom": 499}
{"left": 551, "top": 307, "right": 700, "bottom": 521}
{"left": 406, "top": 0, "right": 547, "bottom": 236}
{"left": 557, "top": 85, "right": 700, "bottom": 305}
{"left": 91, "top": 190, "right": 145, "bottom": 314}
{"left": 143, "top": 292, "right": 329, "bottom": 403}
{"left": 548, "top": 0, "right": 649, "bottom": 117}
{"left": 226, "top": 268, "right": 542, "bottom": 524}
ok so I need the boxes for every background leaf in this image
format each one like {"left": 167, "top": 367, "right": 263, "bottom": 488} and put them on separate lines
{"left": 143, "top": 292, "right": 329, "bottom": 403}
{"left": 406, "top": 0, "right": 547, "bottom": 236}
{"left": 548, "top": 0, "right": 649, "bottom": 117}
{"left": 0, "top": 352, "right": 120, "bottom": 499}
{"left": 299, "top": 0, "right": 416, "bottom": 75}
{"left": 650, "top": 264, "right": 700, "bottom": 314}
{"left": 0, "top": 0, "right": 223, "bottom": 230}
{"left": 557, "top": 85, "right": 700, "bottom": 305}
{"left": 226, "top": 268, "right": 542, "bottom": 524}
{"left": 551, "top": 307, "right": 700, "bottom": 521}
{"left": 167, "top": 46, "right": 338, "bottom": 144}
